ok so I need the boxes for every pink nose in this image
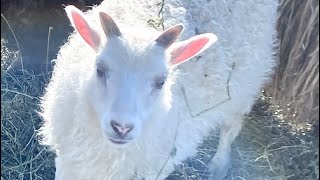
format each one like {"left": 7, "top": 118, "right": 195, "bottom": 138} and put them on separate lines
{"left": 110, "top": 120, "right": 134, "bottom": 136}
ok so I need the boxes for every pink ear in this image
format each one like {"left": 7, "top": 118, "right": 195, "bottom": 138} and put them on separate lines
{"left": 168, "top": 33, "right": 217, "bottom": 66}
{"left": 65, "top": 5, "right": 101, "bottom": 50}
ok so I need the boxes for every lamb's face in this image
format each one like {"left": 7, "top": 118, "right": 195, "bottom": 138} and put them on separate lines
{"left": 90, "top": 37, "right": 171, "bottom": 146}
{"left": 65, "top": 5, "right": 217, "bottom": 146}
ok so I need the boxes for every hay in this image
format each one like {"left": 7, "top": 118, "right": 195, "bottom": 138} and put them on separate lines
{"left": 1, "top": 39, "right": 18, "bottom": 75}
{"left": 265, "top": 0, "right": 319, "bottom": 133}
{"left": 167, "top": 96, "right": 319, "bottom": 180}
{"left": 1, "top": 40, "right": 55, "bottom": 180}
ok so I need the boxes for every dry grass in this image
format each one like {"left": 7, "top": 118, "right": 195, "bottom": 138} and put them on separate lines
{"left": 1, "top": 39, "right": 18, "bottom": 75}
{"left": 1, "top": 75, "right": 55, "bottom": 180}
{"left": 265, "top": 0, "right": 319, "bottom": 133}
{"left": 167, "top": 95, "right": 319, "bottom": 180}
{"left": 1, "top": 40, "right": 55, "bottom": 180}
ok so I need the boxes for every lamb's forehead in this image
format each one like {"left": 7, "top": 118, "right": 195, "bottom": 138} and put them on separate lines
{"left": 98, "top": 34, "right": 168, "bottom": 74}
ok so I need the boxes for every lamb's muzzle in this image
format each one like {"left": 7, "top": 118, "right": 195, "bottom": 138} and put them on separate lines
{"left": 110, "top": 120, "right": 134, "bottom": 136}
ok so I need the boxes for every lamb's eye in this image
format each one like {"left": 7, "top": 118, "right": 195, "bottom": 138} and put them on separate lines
{"left": 97, "top": 67, "right": 105, "bottom": 78}
{"left": 154, "top": 78, "right": 166, "bottom": 89}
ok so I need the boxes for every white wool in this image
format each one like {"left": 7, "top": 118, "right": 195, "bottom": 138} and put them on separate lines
{"left": 39, "top": 0, "right": 278, "bottom": 179}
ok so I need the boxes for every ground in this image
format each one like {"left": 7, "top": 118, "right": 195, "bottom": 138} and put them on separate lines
{"left": 1, "top": 7, "right": 319, "bottom": 180}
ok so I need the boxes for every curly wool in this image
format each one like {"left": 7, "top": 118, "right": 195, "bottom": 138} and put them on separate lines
{"left": 39, "top": 0, "right": 278, "bottom": 179}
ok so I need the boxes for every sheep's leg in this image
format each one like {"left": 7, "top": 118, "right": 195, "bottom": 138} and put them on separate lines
{"left": 207, "top": 117, "right": 242, "bottom": 180}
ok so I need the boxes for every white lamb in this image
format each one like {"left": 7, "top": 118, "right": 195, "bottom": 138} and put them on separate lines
{"left": 39, "top": 0, "right": 278, "bottom": 179}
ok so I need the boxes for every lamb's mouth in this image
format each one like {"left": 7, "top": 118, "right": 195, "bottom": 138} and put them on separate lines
{"left": 110, "top": 139, "right": 126, "bottom": 144}
{"left": 109, "top": 138, "right": 132, "bottom": 145}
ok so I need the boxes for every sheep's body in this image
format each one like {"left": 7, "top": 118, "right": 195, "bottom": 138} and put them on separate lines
{"left": 40, "top": 0, "right": 278, "bottom": 179}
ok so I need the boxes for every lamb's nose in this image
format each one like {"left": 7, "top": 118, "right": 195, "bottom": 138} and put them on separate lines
{"left": 110, "top": 120, "right": 134, "bottom": 136}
